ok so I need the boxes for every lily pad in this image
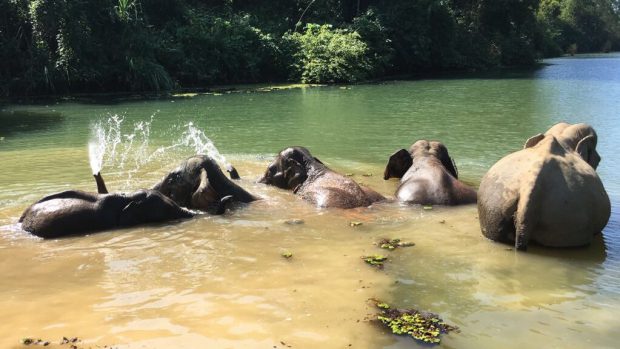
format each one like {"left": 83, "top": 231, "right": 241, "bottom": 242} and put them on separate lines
{"left": 372, "top": 300, "right": 458, "bottom": 345}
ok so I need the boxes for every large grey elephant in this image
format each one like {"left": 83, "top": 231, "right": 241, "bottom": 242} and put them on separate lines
{"left": 20, "top": 173, "right": 194, "bottom": 239}
{"left": 478, "top": 122, "right": 611, "bottom": 250}
{"left": 152, "top": 155, "right": 258, "bottom": 214}
{"left": 384, "top": 140, "right": 477, "bottom": 205}
{"left": 258, "top": 146, "right": 385, "bottom": 208}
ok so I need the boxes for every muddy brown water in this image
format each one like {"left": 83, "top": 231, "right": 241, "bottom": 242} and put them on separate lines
{"left": 1, "top": 54, "right": 619, "bottom": 348}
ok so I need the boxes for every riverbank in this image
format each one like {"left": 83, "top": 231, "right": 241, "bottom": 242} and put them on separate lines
{"left": 3, "top": 1, "right": 619, "bottom": 98}
{"left": 1, "top": 62, "right": 551, "bottom": 105}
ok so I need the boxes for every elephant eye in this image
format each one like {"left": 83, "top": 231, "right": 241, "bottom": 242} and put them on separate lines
{"left": 167, "top": 173, "right": 181, "bottom": 184}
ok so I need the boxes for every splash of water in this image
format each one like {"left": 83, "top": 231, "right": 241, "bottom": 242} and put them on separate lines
{"left": 146, "top": 121, "right": 229, "bottom": 167}
{"left": 88, "top": 113, "right": 155, "bottom": 187}
{"left": 88, "top": 115, "right": 123, "bottom": 175}
{"left": 179, "top": 122, "right": 228, "bottom": 166}
{"left": 88, "top": 115, "right": 229, "bottom": 188}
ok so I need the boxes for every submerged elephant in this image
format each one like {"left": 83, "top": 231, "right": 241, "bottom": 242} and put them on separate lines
{"left": 20, "top": 173, "right": 194, "bottom": 239}
{"left": 152, "top": 155, "right": 258, "bottom": 214}
{"left": 258, "top": 146, "right": 385, "bottom": 208}
{"left": 478, "top": 122, "right": 610, "bottom": 250}
{"left": 384, "top": 140, "right": 477, "bottom": 205}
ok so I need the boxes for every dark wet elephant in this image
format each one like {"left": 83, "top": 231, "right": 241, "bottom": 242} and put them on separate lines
{"left": 478, "top": 122, "right": 610, "bottom": 250}
{"left": 258, "top": 146, "right": 385, "bottom": 209}
{"left": 152, "top": 155, "right": 258, "bottom": 214}
{"left": 384, "top": 140, "right": 477, "bottom": 205}
{"left": 20, "top": 173, "right": 194, "bottom": 239}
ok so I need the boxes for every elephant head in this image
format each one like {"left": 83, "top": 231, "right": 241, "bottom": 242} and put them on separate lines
{"left": 152, "top": 156, "right": 210, "bottom": 208}
{"left": 152, "top": 155, "right": 257, "bottom": 214}
{"left": 384, "top": 140, "right": 458, "bottom": 180}
{"left": 259, "top": 146, "right": 385, "bottom": 208}
{"left": 524, "top": 122, "right": 600, "bottom": 169}
{"left": 258, "top": 146, "right": 322, "bottom": 192}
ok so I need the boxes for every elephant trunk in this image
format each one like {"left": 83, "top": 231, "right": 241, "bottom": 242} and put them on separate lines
{"left": 94, "top": 172, "right": 109, "bottom": 194}
{"left": 226, "top": 165, "right": 240, "bottom": 180}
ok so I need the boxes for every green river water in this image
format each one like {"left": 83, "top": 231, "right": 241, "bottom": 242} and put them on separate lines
{"left": 0, "top": 54, "right": 619, "bottom": 348}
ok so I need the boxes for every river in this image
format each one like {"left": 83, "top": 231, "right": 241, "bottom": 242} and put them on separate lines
{"left": 1, "top": 54, "right": 619, "bottom": 348}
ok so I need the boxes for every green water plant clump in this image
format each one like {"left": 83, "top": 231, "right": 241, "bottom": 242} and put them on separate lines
{"left": 362, "top": 254, "right": 387, "bottom": 268}
{"left": 377, "top": 238, "right": 415, "bottom": 250}
{"left": 281, "top": 251, "right": 293, "bottom": 259}
{"left": 372, "top": 301, "right": 458, "bottom": 345}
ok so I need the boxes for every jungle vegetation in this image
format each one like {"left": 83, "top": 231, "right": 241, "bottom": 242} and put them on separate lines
{"left": 1, "top": 0, "right": 619, "bottom": 96}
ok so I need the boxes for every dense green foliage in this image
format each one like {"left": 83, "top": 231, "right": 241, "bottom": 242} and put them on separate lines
{"left": 286, "top": 23, "right": 372, "bottom": 83}
{"left": 1, "top": 0, "right": 619, "bottom": 96}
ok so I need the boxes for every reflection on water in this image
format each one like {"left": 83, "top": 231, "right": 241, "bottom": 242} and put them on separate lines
{"left": 1, "top": 54, "right": 619, "bottom": 348}
{"left": 0, "top": 110, "right": 64, "bottom": 137}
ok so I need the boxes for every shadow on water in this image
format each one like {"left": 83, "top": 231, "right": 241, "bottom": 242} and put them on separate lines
{"left": 0, "top": 110, "right": 65, "bottom": 137}
{"left": 371, "top": 64, "right": 547, "bottom": 85}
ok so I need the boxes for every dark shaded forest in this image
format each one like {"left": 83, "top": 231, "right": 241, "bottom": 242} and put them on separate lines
{"left": 1, "top": 0, "right": 619, "bottom": 96}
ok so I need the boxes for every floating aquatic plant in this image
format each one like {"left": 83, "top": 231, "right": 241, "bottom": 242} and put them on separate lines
{"left": 284, "top": 219, "right": 304, "bottom": 225}
{"left": 362, "top": 255, "right": 387, "bottom": 268}
{"left": 377, "top": 302, "right": 390, "bottom": 309}
{"left": 372, "top": 301, "right": 458, "bottom": 345}
{"left": 21, "top": 336, "right": 85, "bottom": 348}
{"left": 281, "top": 251, "right": 293, "bottom": 259}
{"left": 21, "top": 338, "right": 49, "bottom": 346}
{"left": 377, "top": 238, "right": 415, "bottom": 250}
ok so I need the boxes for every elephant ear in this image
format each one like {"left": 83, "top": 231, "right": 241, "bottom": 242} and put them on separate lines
{"left": 384, "top": 149, "right": 412, "bottom": 180}
{"left": 284, "top": 158, "right": 307, "bottom": 192}
{"left": 434, "top": 144, "right": 459, "bottom": 179}
{"left": 524, "top": 133, "right": 545, "bottom": 148}
{"left": 576, "top": 135, "right": 601, "bottom": 169}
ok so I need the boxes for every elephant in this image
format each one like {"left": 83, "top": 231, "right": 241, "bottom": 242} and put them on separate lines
{"left": 477, "top": 122, "right": 611, "bottom": 250}
{"left": 258, "top": 146, "right": 385, "bottom": 208}
{"left": 383, "top": 140, "right": 477, "bottom": 205}
{"left": 19, "top": 173, "right": 194, "bottom": 239}
{"left": 152, "top": 155, "right": 258, "bottom": 214}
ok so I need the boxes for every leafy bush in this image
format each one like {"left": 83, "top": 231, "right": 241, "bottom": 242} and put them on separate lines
{"left": 160, "top": 12, "right": 283, "bottom": 85}
{"left": 285, "top": 23, "right": 373, "bottom": 83}
{"left": 2, "top": 0, "right": 620, "bottom": 96}
{"left": 351, "top": 9, "right": 393, "bottom": 76}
